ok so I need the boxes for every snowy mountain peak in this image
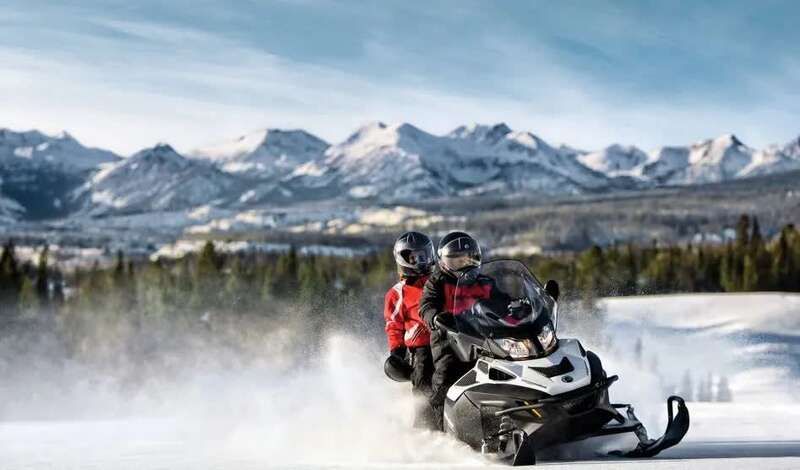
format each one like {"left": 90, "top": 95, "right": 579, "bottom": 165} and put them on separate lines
{"left": 80, "top": 143, "right": 237, "bottom": 216}
{"left": 392, "top": 123, "right": 438, "bottom": 148}
{"left": 739, "top": 134, "right": 800, "bottom": 177}
{"left": 4, "top": 122, "right": 800, "bottom": 219}
{"left": 363, "top": 121, "right": 388, "bottom": 131}
{"left": 0, "top": 128, "right": 81, "bottom": 147}
{"left": 505, "top": 131, "right": 553, "bottom": 153}
{"left": 725, "top": 133, "right": 743, "bottom": 146}
{"left": 698, "top": 133, "right": 740, "bottom": 146}
{"left": 639, "top": 133, "right": 757, "bottom": 184}
{"left": 344, "top": 121, "right": 387, "bottom": 144}
{"left": 191, "top": 128, "right": 329, "bottom": 177}
{"left": 153, "top": 142, "right": 176, "bottom": 152}
{"left": 578, "top": 144, "right": 648, "bottom": 175}
{"left": 126, "top": 143, "right": 188, "bottom": 169}
{"left": 195, "top": 129, "right": 328, "bottom": 161}
{"left": 334, "top": 122, "right": 438, "bottom": 161}
{"left": 0, "top": 128, "right": 119, "bottom": 171}
{"left": 54, "top": 130, "right": 76, "bottom": 141}
{"left": 449, "top": 123, "right": 513, "bottom": 144}
{"left": 693, "top": 133, "right": 747, "bottom": 153}
{"left": 259, "top": 128, "right": 327, "bottom": 147}
{"left": 0, "top": 128, "right": 48, "bottom": 145}
{"left": 144, "top": 143, "right": 180, "bottom": 157}
{"left": 395, "top": 122, "right": 427, "bottom": 137}
{"left": 690, "top": 134, "right": 752, "bottom": 167}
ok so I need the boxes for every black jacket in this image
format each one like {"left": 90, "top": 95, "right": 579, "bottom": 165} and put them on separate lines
{"left": 419, "top": 266, "right": 458, "bottom": 330}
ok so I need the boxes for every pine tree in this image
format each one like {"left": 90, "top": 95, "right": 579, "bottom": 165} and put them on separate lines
{"left": 35, "top": 245, "right": 51, "bottom": 312}
{"left": 644, "top": 249, "right": 678, "bottom": 293}
{"left": 126, "top": 260, "right": 137, "bottom": 311}
{"left": 772, "top": 225, "right": 797, "bottom": 291}
{"left": 575, "top": 245, "right": 606, "bottom": 309}
{"left": 79, "top": 261, "right": 109, "bottom": 313}
{"left": 0, "top": 239, "right": 22, "bottom": 318}
{"left": 735, "top": 214, "right": 750, "bottom": 252}
{"left": 273, "top": 247, "right": 299, "bottom": 293}
{"left": 791, "top": 225, "right": 800, "bottom": 291}
{"left": 138, "top": 261, "right": 169, "bottom": 317}
{"left": 716, "top": 375, "right": 733, "bottom": 402}
{"left": 702, "top": 245, "right": 723, "bottom": 292}
{"left": 621, "top": 244, "right": 639, "bottom": 295}
{"left": 113, "top": 250, "right": 126, "bottom": 289}
{"left": 726, "top": 214, "right": 751, "bottom": 291}
{"left": 225, "top": 255, "right": 254, "bottom": 312}
{"left": 697, "top": 372, "right": 713, "bottom": 402}
{"left": 742, "top": 254, "right": 758, "bottom": 291}
{"left": 604, "top": 244, "right": 622, "bottom": 296}
{"left": 695, "top": 246, "right": 709, "bottom": 291}
{"left": 109, "top": 250, "right": 134, "bottom": 312}
{"left": 743, "top": 217, "right": 774, "bottom": 291}
{"left": 174, "top": 256, "right": 194, "bottom": 310}
{"left": 260, "top": 262, "right": 275, "bottom": 305}
{"left": 678, "top": 244, "right": 696, "bottom": 292}
{"left": 752, "top": 217, "right": 773, "bottom": 289}
{"left": 720, "top": 243, "right": 737, "bottom": 292}
{"left": 192, "top": 241, "right": 223, "bottom": 311}
{"left": 18, "top": 276, "right": 39, "bottom": 316}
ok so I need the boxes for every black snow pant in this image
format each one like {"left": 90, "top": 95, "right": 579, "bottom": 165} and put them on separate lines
{"left": 429, "top": 329, "right": 473, "bottom": 431}
{"left": 409, "top": 346, "right": 437, "bottom": 430}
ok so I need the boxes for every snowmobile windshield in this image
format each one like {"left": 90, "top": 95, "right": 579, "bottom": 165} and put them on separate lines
{"left": 451, "top": 260, "right": 558, "bottom": 360}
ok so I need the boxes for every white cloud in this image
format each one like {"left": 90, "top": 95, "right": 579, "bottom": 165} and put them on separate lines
{"left": 0, "top": 13, "right": 797, "bottom": 156}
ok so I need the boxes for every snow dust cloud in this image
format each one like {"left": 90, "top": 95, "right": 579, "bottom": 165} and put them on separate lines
{"left": 0, "top": 299, "right": 478, "bottom": 468}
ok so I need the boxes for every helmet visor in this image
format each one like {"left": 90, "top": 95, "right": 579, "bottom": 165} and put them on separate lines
{"left": 441, "top": 252, "right": 481, "bottom": 272}
{"left": 403, "top": 249, "right": 432, "bottom": 266}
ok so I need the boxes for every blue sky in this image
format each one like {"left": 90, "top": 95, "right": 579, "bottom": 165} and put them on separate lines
{"left": 1, "top": 0, "right": 798, "bottom": 154}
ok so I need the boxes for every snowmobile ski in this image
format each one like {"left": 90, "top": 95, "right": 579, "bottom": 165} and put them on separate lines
{"left": 619, "top": 395, "right": 690, "bottom": 458}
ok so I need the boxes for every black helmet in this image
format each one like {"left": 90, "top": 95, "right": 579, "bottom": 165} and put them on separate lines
{"left": 437, "top": 231, "right": 481, "bottom": 276}
{"left": 393, "top": 231, "right": 435, "bottom": 278}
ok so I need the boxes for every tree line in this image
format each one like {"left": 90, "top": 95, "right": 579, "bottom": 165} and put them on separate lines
{"left": 528, "top": 215, "right": 800, "bottom": 306}
{"left": 2, "top": 215, "right": 799, "bottom": 326}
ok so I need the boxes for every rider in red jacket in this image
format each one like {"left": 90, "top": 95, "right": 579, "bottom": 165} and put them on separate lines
{"left": 383, "top": 231, "right": 436, "bottom": 429}
{"left": 384, "top": 276, "right": 431, "bottom": 351}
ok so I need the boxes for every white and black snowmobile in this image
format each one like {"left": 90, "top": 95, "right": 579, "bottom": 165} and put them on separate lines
{"left": 386, "top": 259, "right": 689, "bottom": 465}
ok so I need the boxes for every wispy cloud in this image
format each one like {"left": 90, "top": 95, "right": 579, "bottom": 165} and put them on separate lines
{"left": 0, "top": 1, "right": 798, "bottom": 154}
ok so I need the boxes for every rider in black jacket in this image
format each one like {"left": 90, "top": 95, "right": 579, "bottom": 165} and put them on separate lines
{"left": 419, "top": 231, "right": 483, "bottom": 431}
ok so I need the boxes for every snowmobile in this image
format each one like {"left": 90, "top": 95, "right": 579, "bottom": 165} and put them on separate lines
{"left": 385, "top": 259, "right": 689, "bottom": 465}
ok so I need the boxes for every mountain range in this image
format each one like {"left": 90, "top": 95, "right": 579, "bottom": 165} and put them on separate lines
{"left": 0, "top": 123, "right": 798, "bottom": 223}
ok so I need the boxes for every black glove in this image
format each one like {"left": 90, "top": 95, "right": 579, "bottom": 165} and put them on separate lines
{"left": 390, "top": 346, "right": 407, "bottom": 360}
{"left": 432, "top": 312, "right": 453, "bottom": 330}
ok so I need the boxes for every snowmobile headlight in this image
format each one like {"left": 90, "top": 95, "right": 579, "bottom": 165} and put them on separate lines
{"left": 538, "top": 323, "right": 556, "bottom": 353}
{"left": 496, "top": 338, "right": 535, "bottom": 359}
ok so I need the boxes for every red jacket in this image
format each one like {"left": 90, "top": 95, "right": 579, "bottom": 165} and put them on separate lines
{"left": 384, "top": 276, "right": 431, "bottom": 351}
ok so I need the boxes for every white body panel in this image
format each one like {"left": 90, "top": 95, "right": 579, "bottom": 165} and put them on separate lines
{"left": 446, "top": 338, "right": 590, "bottom": 402}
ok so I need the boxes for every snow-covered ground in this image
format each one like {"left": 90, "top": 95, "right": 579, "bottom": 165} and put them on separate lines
{"left": 0, "top": 293, "right": 798, "bottom": 469}
{"left": 599, "top": 293, "right": 800, "bottom": 405}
